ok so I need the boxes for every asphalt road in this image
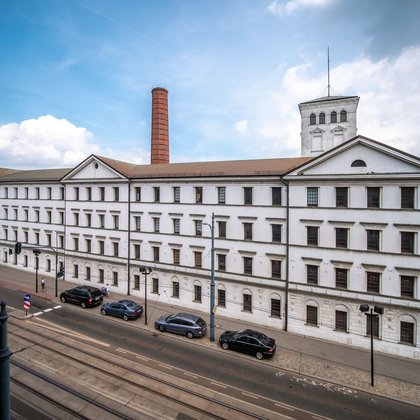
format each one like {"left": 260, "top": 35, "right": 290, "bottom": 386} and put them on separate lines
{"left": 2, "top": 286, "right": 419, "bottom": 420}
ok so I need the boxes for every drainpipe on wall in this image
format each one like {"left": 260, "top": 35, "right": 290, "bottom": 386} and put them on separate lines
{"left": 127, "top": 180, "right": 131, "bottom": 296}
{"left": 279, "top": 177, "right": 289, "bottom": 332}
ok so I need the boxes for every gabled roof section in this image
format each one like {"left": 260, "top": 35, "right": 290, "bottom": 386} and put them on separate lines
{"left": 0, "top": 168, "right": 20, "bottom": 179}
{"left": 61, "top": 155, "right": 130, "bottom": 182}
{"left": 285, "top": 135, "right": 420, "bottom": 177}
{"left": 0, "top": 168, "right": 71, "bottom": 183}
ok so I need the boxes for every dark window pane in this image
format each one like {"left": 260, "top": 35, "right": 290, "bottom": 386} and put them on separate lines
{"left": 244, "top": 257, "right": 253, "bottom": 275}
{"left": 367, "top": 230, "right": 380, "bottom": 251}
{"left": 401, "top": 232, "right": 415, "bottom": 254}
{"left": 271, "top": 260, "right": 281, "bottom": 279}
{"left": 401, "top": 276, "right": 414, "bottom": 298}
{"left": 331, "top": 111, "right": 337, "bottom": 123}
{"left": 307, "top": 226, "right": 318, "bottom": 246}
{"left": 367, "top": 187, "right": 380, "bottom": 208}
{"left": 310, "top": 113, "right": 316, "bottom": 125}
{"left": 335, "top": 268, "right": 348, "bottom": 289}
{"left": 272, "top": 187, "right": 281, "bottom": 205}
{"left": 400, "top": 321, "right": 414, "bottom": 345}
{"left": 401, "top": 187, "right": 415, "bottom": 209}
{"left": 243, "top": 294, "right": 252, "bottom": 312}
{"left": 272, "top": 224, "right": 281, "bottom": 242}
{"left": 366, "top": 314, "right": 379, "bottom": 338}
{"left": 340, "top": 110, "right": 347, "bottom": 122}
{"left": 367, "top": 272, "right": 380, "bottom": 293}
{"left": 306, "top": 305, "right": 318, "bottom": 325}
{"left": 218, "top": 289, "right": 226, "bottom": 307}
{"left": 319, "top": 112, "right": 325, "bottom": 124}
{"left": 335, "top": 228, "right": 348, "bottom": 248}
{"left": 335, "top": 310, "right": 347, "bottom": 332}
{"left": 244, "top": 187, "right": 253, "bottom": 205}
{"left": 336, "top": 187, "right": 348, "bottom": 208}
{"left": 271, "top": 299, "right": 281, "bottom": 317}
{"left": 307, "top": 187, "right": 318, "bottom": 206}
{"left": 307, "top": 265, "right": 318, "bottom": 285}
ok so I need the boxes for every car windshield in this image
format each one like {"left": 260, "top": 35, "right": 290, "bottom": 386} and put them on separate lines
{"left": 196, "top": 318, "right": 205, "bottom": 327}
{"left": 126, "top": 302, "right": 139, "bottom": 309}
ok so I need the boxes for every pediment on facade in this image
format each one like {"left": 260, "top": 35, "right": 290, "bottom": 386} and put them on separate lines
{"left": 286, "top": 136, "right": 420, "bottom": 177}
{"left": 309, "top": 127, "right": 325, "bottom": 135}
{"left": 331, "top": 125, "right": 346, "bottom": 133}
{"left": 61, "top": 155, "right": 127, "bottom": 182}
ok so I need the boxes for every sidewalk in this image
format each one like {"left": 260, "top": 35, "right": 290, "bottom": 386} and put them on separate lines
{"left": 1, "top": 266, "right": 419, "bottom": 407}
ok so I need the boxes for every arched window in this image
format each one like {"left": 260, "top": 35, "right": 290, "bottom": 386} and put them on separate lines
{"left": 351, "top": 159, "right": 367, "bottom": 167}
{"left": 331, "top": 111, "right": 337, "bottom": 123}
{"left": 310, "top": 113, "right": 316, "bottom": 125}
{"left": 340, "top": 110, "right": 347, "bottom": 122}
{"left": 319, "top": 113, "right": 325, "bottom": 124}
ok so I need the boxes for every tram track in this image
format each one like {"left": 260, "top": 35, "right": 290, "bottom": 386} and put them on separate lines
{"left": 8, "top": 318, "right": 279, "bottom": 419}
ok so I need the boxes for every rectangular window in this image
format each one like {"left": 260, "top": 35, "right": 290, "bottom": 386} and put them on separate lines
{"left": 335, "top": 227, "right": 348, "bottom": 248}
{"left": 336, "top": 187, "right": 348, "bottom": 208}
{"left": 271, "top": 299, "right": 281, "bottom": 318}
{"left": 152, "top": 278, "right": 159, "bottom": 294}
{"left": 307, "top": 187, "right": 318, "bottom": 207}
{"left": 243, "top": 223, "right": 253, "bottom": 240}
{"left": 99, "top": 214, "right": 105, "bottom": 228}
{"left": 367, "top": 272, "right": 380, "bottom": 293}
{"left": 134, "top": 244, "right": 141, "bottom": 259}
{"left": 46, "top": 211, "right": 51, "bottom": 223}
{"left": 134, "top": 274, "right": 140, "bottom": 290}
{"left": 59, "top": 211, "right": 64, "bottom": 225}
{"left": 73, "top": 264, "right": 79, "bottom": 278}
{"left": 113, "top": 215, "right": 119, "bottom": 230}
{"left": 218, "top": 289, "right": 226, "bottom": 307}
{"left": 195, "top": 220, "right": 202, "bottom": 236}
{"left": 401, "top": 231, "right": 415, "bottom": 254}
{"left": 135, "top": 216, "right": 141, "bottom": 231}
{"left": 46, "top": 259, "right": 51, "bottom": 272}
{"left": 35, "top": 210, "right": 40, "bottom": 222}
{"left": 153, "top": 217, "right": 160, "bottom": 233}
{"left": 25, "top": 187, "right": 29, "bottom": 199}
{"left": 401, "top": 275, "right": 415, "bottom": 298}
{"left": 113, "top": 271, "right": 118, "bottom": 286}
{"left": 194, "top": 285, "right": 202, "bottom": 302}
{"left": 218, "top": 221, "right": 226, "bottom": 238}
{"left": 153, "top": 246, "right": 160, "bottom": 262}
{"left": 24, "top": 209, "right": 28, "bottom": 221}
{"left": 135, "top": 187, "right": 141, "bottom": 202}
{"left": 307, "top": 265, "right": 318, "bottom": 285}
{"left": 173, "top": 187, "right": 180, "bottom": 203}
{"left": 243, "top": 257, "right": 253, "bottom": 275}
{"left": 99, "top": 268, "right": 104, "bottom": 283}
{"left": 47, "top": 187, "right": 52, "bottom": 199}
{"left": 307, "top": 226, "right": 319, "bottom": 246}
{"left": 366, "top": 314, "right": 379, "bottom": 338}
{"left": 86, "top": 239, "right": 91, "bottom": 253}
{"left": 401, "top": 187, "right": 415, "bottom": 209}
{"left": 154, "top": 187, "right": 160, "bottom": 202}
{"left": 272, "top": 224, "right": 281, "bottom": 243}
{"left": 73, "top": 237, "right": 79, "bottom": 251}
{"left": 400, "top": 321, "right": 414, "bottom": 345}
{"left": 99, "top": 240, "right": 105, "bottom": 255}
{"left": 243, "top": 294, "right": 252, "bottom": 312}
{"left": 194, "top": 251, "right": 202, "bottom": 268}
{"left": 195, "top": 187, "right": 203, "bottom": 203}
{"left": 86, "top": 187, "right": 92, "bottom": 201}
{"left": 35, "top": 232, "right": 39, "bottom": 244}
{"left": 86, "top": 266, "right": 91, "bottom": 281}
{"left": 86, "top": 213, "right": 92, "bottom": 227}
{"left": 367, "top": 187, "right": 380, "bottom": 208}
{"left": 58, "top": 235, "right": 64, "bottom": 249}
{"left": 306, "top": 305, "right": 318, "bottom": 326}
{"left": 172, "top": 281, "right": 179, "bottom": 298}
{"left": 335, "top": 311, "right": 348, "bottom": 332}
{"left": 173, "top": 218, "right": 180, "bottom": 234}
{"left": 335, "top": 268, "right": 348, "bottom": 289}
{"left": 173, "top": 249, "right": 180, "bottom": 265}
{"left": 271, "top": 260, "right": 281, "bottom": 279}
{"left": 46, "top": 234, "right": 52, "bottom": 246}
{"left": 217, "top": 254, "right": 226, "bottom": 271}
{"left": 113, "top": 187, "right": 119, "bottom": 202}
{"left": 113, "top": 242, "right": 119, "bottom": 257}
{"left": 60, "top": 187, "right": 64, "bottom": 200}
{"left": 218, "top": 187, "right": 226, "bottom": 204}
{"left": 74, "top": 187, "right": 79, "bottom": 201}
{"left": 35, "top": 187, "right": 40, "bottom": 199}
{"left": 367, "top": 229, "right": 380, "bottom": 251}
{"left": 73, "top": 212, "right": 79, "bottom": 226}
{"left": 100, "top": 187, "right": 105, "bottom": 201}
{"left": 244, "top": 187, "right": 253, "bottom": 205}
{"left": 272, "top": 187, "right": 281, "bottom": 206}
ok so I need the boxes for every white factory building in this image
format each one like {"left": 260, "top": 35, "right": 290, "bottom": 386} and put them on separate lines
{"left": 1, "top": 88, "right": 419, "bottom": 359}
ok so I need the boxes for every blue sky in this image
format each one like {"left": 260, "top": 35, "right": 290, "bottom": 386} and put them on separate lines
{"left": 1, "top": 0, "right": 420, "bottom": 169}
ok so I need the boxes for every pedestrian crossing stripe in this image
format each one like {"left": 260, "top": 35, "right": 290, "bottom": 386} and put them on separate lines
{"left": 33, "top": 305, "right": 62, "bottom": 317}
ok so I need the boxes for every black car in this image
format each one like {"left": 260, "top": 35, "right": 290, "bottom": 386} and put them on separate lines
{"left": 60, "top": 286, "right": 103, "bottom": 308}
{"left": 219, "top": 329, "right": 276, "bottom": 360}
{"left": 101, "top": 300, "right": 143, "bottom": 321}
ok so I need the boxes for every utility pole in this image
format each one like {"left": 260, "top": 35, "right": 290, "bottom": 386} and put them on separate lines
{"left": 0, "top": 301, "right": 11, "bottom": 420}
{"left": 204, "top": 213, "right": 215, "bottom": 342}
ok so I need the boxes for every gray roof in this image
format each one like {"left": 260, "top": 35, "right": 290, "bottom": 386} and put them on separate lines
{"left": 299, "top": 95, "right": 359, "bottom": 105}
{"left": 0, "top": 168, "right": 71, "bottom": 183}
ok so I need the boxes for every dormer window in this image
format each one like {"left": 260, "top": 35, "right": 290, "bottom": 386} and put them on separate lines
{"left": 331, "top": 111, "right": 337, "bottom": 123}
{"left": 340, "top": 110, "right": 347, "bottom": 122}
{"left": 310, "top": 113, "right": 316, "bottom": 125}
{"left": 351, "top": 159, "right": 366, "bottom": 167}
{"left": 319, "top": 113, "right": 325, "bottom": 124}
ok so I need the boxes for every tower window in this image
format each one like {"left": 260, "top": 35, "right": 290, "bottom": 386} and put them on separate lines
{"left": 331, "top": 111, "right": 337, "bottom": 123}
{"left": 319, "top": 113, "right": 325, "bottom": 124}
{"left": 309, "top": 113, "right": 316, "bottom": 125}
{"left": 340, "top": 110, "right": 347, "bottom": 122}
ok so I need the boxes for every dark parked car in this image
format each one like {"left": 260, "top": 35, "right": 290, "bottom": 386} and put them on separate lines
{"left": 60, "top": 286, "right": 103, "bottom": 308}
{"left": 101, "top": 300, "right": 143, "bottom": 321}
{"left": 219, "top": 329, "right": 276, "bottom": 360}
{"left": 154, "top": 312, "right": 207, "bottom": 339}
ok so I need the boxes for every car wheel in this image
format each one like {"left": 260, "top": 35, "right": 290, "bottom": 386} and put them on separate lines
{"left": 81, "top": 302, "right": 87, "bottom": 309}
{"left": 60, "top": 296, "right": 66, "bottom": 303}
{"left": 159, "top": 324, "right": 165, "bottom": 332}
{"left": 221, "top": 342, "right": 229, "bottom": 350}
{"left": 186, "top": 331, "right": 194, "bottom": 339}
{"left": 123, "top": 315, "right": 129, "bottom": 321}
{"left": 101, "top": 309, "right": 106, "bottom": 315}
{"left": 256, "top": 351, "right": 263, "bottom": 360}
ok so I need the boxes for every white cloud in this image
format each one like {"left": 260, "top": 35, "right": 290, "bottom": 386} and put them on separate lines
{"left": 234, "top": 119, "right": 249, "bottom": 134}
{"left": 0, "top": 115, "right": 99, "bottom": 169}
{"left": 268, "top": 0, "right": 334, "bottom": 16}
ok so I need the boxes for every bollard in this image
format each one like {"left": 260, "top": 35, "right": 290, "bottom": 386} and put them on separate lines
{"left": 0, "top": 301, "right": 11, "bottom": 420}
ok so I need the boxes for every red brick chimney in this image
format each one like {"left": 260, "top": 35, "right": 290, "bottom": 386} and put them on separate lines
{"left": 151, "top": 87, "right": 169, "bottom": 164}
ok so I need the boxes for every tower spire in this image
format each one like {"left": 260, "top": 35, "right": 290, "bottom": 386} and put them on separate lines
{"left": 327, "top": 46, "right": 330, "bottom": 97}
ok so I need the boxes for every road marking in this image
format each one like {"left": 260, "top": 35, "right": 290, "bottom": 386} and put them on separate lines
{"left": 136, "top": 355, "right": 149, "bottom": 361}
{"left": 183, "top": 372, "right": 197, "bottom": 379}
{"left": 242, "top": 391, "right": 259, "bottom": 400}
{"left": 53, "top": 305, "right": 62, "bottom": 309}
{"left": 275, "top": 402, "right": 295, "bottom": 412}
{"left": 211, "top": 381, "right": 227, "bottom": 389}
{"left": 116, "top": 348, "right": 127, "bottom": 354}
{"left": 44, "top": 308, "right": 53, "bottom": 312}
{"left": 33, "top": 312, "right": 43, "bottom": 316}
{"left": 159, "top": 363, "right": 173, "bottom": 370}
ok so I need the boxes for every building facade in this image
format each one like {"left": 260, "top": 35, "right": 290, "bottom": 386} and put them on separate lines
{"left": 0, "top": 90, "right": 419, "bottom": 359}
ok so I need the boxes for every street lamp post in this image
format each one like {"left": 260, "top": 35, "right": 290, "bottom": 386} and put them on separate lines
{"left": 33, "top": 249, "right": 41, "bottom": 293}
{"left": 359, "top": 303, "right": 384, "bottom": 386}
{"left": 204, "top": 213, "right": 215, "bottom": 342}
{"left": 140, "top": 266, "right": 152, "bottom": 325}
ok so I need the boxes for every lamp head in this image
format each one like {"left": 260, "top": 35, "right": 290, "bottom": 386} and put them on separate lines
{"left": 359, "top": 304, "right": 369, "bottom": 313}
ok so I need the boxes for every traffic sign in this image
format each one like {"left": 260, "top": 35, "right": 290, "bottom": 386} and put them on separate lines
{"left": 23, "top": 294, "right": 31, "bottom": 314}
